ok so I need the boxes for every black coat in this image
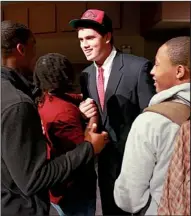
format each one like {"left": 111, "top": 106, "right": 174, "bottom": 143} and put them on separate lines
{"left": 1, "top": 67, "right": 94, "bottom": 216}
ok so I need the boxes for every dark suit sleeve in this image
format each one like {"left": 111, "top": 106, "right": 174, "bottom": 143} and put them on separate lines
{"left": 80, "top": 72, "right": 89, "bottom": 100}
{"left": 1, "top": 102, "right": 94, "bottom": 196}
{"left": 137, "top": 61, "right": 156, "bottom": 111}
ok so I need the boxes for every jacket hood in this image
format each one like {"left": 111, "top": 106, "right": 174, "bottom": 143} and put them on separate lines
{"left": 149, "top": 83, "right": 190, "bottom": 107}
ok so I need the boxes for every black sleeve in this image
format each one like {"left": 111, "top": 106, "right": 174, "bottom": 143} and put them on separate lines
{"left": 137, "top": 61, "right": 156, "bottom": 111}
{"left": 80, "top": 72, "right": 89, "bottom": 100}
{"left": 1, "top": 102, "right": 94, "bottom": 196}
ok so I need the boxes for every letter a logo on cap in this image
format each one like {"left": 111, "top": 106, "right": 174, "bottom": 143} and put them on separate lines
{"left": 82, "top": 10, "right": 97, "bottom": 20}
{"left": 81, "top": 9, "right": 104, "bottom": 24}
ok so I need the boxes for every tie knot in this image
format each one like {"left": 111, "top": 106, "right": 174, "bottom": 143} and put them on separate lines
{"left": 98, "top": 66, "right": 104, "bottom": 74}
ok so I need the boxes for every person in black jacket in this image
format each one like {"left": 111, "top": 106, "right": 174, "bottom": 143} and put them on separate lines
{"left": 69, "top": 9, "right": 156, "bottom": 215}
{"left": 1, "top": 20, "right": 108, "bottom": 216}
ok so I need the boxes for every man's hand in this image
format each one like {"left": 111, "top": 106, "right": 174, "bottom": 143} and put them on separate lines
{"left": 85, "top": 123, "right": 109, "bottom": 154}
{"left": 79, "top": 98, "right": 97, "bottom": 119}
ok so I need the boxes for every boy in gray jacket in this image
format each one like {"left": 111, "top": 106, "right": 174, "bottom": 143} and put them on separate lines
{"left": 114, "top": 36, "right": 190, "bottom": 215}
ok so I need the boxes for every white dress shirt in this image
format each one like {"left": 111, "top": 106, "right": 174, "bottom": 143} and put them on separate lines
{"left": 94, "top": 47, "right": 117, "bottom": 92}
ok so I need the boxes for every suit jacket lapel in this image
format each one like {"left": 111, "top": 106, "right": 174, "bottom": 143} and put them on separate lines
{"left": 102, "top": 52, "right": 124, "bottom": 124}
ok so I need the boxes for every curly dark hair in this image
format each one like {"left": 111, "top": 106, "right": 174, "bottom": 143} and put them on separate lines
{"left": 33, "top": 53, "right": 75, "bottom": 104}
{"left": 1, "top": 20, "right": 33, "bottom": 56}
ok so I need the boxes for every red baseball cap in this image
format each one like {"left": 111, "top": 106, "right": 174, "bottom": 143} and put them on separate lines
{"left": 69, "top": 9, "right": 113, "bottom": 33}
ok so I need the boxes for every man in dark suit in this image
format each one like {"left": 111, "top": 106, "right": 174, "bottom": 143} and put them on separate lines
{"left": 69, "top": 9, "right": 156, "bottom": 215}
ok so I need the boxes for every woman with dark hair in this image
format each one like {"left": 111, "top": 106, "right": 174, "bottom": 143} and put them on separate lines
{"left": 34, "top": 53, "right": 97, "bottom": 216}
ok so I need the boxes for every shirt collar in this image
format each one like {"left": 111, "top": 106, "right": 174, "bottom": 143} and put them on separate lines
{"left": 94, "top": 46, "right": 117, "bottom": 70}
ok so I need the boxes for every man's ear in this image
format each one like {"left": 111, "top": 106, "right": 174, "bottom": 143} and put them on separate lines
{"left": 105, "top": 32, "right": 112, "bottom": 44}
{"left": 16, "top": 43, "right": 25, "bottom": 56}
{"left": 176, "top": 65, "right": 185, "bottom": 80}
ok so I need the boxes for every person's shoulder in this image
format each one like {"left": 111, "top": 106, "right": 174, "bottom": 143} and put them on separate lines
{"left": 46, "top": 96, "right": 81, "bottom": 120}
{"left": 115, "top": 52, "right": 152, "bottom": 77}
{"left": 82, "top": 63, "right": 94, "bottom": 74}
{"left": 2, "top": 79, "right": 34, "bottom": 113}
{"left": 41, "top": 95, "right": 77, "bottom": 113}
{"left": 133, "top": 110, "right": 179, "bottom": 135}
{"left": 120, "top": 52, "right": 150, "bottom": 66}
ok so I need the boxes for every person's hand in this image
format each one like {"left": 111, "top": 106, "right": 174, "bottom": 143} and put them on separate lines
{"left": 79, "top": 98, "right": 97, "bottom": 119}
{"left": 85, "top": 123, "right": 109, "bottom": 154}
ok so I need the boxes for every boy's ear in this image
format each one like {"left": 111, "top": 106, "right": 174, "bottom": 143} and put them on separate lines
{"left": 16, "top": 43, "right": 25, "bottom": 56}
{"left": 176, "top": 65, "right": 185, "bottom": 80}
{"left": 105, "top": 32, "right": 112, "bottom": 44}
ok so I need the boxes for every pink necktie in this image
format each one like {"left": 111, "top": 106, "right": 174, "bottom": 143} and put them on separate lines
{"left": 97, "top": 67, "right": 105, "bottom": 110}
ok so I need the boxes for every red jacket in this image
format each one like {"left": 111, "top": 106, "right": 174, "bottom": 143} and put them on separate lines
{"left": 38, "top": 93, "right": 96, "bottom": 205}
